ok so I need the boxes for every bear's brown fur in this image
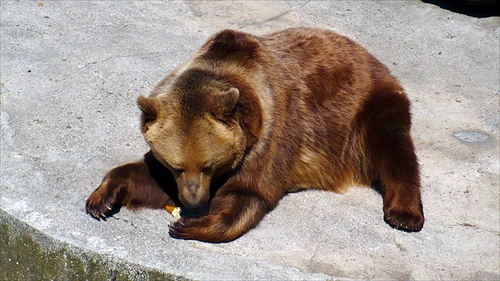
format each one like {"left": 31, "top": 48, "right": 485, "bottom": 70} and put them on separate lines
{"left": 86, "top": 27, "right": 424, "bottom": 242}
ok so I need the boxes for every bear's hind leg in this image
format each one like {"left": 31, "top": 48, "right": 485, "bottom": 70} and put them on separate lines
{"left": 376, "top": 131, "right": 424, "bottom": 232}
{"left": 360, "top": 90, "right": 424, "bottom": 232}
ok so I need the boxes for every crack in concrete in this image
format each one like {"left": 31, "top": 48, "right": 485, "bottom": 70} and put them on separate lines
{"left": 457, "top": 222, "right": 500, "bottom": 236}
{"left": 73, "top": 52, "right": 163, "bottom": 71}
{"left": 237, "top": 1, "right": 311, "bottom": 29}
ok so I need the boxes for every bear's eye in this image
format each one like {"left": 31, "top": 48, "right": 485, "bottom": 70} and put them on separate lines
{"left": 171, "top": 165, "right": 185, "bottom": 174}
{"left": 163, "top": 162, "right": 185, "bottom": 175}
{"left": 206, "top": 112, "right": 232, "bottom": 127}
{"left": 213, "top": 113, "right": 234, "bottom": 127}
{"left": 168, "top": 167, "right": 185, "bottom": 177}
{"left": 216, "top": 117, "right": 231, "bottom": 126}
{"left": 174, "top": 168, "right": 185, "bottom": 174}
{"left": 201, "top": 167, "right": 212, "bottom": 174}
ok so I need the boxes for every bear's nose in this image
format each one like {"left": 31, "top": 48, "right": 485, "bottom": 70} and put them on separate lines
{"left": 181, "top": 202, "right": 210, "bottom": 217}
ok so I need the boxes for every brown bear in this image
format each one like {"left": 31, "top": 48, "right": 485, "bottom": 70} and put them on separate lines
{"left": 86, "top": 27, "right": 424, "bottom": 243}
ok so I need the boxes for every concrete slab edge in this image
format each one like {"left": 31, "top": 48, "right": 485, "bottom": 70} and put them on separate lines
{"left": 0, "top": 209, "right": 192, "bottom": 281}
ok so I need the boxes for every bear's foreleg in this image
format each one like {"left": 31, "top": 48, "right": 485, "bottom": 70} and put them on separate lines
{"left": 86, "top": 151, "right": 177, "bottom": 220}
{"left": 169, "top": 181, "right": 276, "bottom": 242}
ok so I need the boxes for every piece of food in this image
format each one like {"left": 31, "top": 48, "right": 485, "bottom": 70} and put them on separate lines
{"left": 165, "top": 206, "right": 181, "bottom": 219}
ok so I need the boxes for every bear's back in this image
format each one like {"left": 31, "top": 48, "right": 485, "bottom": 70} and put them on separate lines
{"left": 261, "top": 27, "right": 392, "bottom": 107}
{"left": 254, "top": 28, "right": 404, "bottom": 192}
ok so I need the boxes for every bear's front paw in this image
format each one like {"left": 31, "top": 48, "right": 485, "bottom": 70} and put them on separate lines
{"left": 168, "top": 216, "right": 229, "bottom": 242}
{"left": 384, "top": 207, "right": 424, "bottom": 232}
{"left": 168, "top": 217, "right": 206, "bottom": 240}
{"left": 85, "top": 180, "right": 125, "bottom": 220}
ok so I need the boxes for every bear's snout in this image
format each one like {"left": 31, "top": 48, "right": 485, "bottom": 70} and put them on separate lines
{"left": 177, "top": 172, "right": 211, "bottom": 209}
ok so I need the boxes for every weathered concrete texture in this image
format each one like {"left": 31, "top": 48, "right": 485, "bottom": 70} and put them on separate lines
{"left": 0, "top": 210, "right": 183, "bottom": 281}
{"left": 1, "top": 1, "right": 499, "bottom": 280}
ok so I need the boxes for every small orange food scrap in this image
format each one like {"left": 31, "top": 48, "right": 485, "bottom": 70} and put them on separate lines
{"left": 165, "top": 205, "right": 181, "bottom": 219}
{"left": 38, "top": 2, "right": 43, "bottom": 6}
{"left": 165, "top": 205, "right": 176, "bottom": 213}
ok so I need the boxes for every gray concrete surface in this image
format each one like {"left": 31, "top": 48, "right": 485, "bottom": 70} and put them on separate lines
{"left": 1, "top": 1, "right": 498, "bottom": 280}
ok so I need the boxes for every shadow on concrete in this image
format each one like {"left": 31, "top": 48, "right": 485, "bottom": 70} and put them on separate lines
{"left": 422, "top": 0, "right": 499, "bottom": 17}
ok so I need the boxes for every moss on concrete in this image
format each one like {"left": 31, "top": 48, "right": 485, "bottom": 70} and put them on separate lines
{"left": 0, "top": 211, "right": 189, "bottom": 281}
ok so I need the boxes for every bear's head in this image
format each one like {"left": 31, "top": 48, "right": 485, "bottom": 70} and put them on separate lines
{"left": 137, "top": 69, "right": 250, "bottom": 215}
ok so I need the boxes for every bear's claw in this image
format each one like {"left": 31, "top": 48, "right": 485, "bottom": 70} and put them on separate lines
{"left": 168, "top": 216, "right": 215, "bottom": 241}
{"left": 169, "top": 218, "right": 192, "bottom": 239}
{"left": 85, "top": 187, "right": 121, "bottom": 220}
{"left": 384, "top": 208, "right": 424, "bottom": 232}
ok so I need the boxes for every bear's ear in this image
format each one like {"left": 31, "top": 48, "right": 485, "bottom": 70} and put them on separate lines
{"left": 221, "top": 87, "right": 240, "bottom": 113}
{"left": 211, "top": 87, "right": 240, "bottom": 119}
{"left": 137, "top": 95, "right": 159, "bottom": 124}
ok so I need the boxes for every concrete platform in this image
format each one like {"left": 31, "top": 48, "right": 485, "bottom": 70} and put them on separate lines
{"left": 1, "top": 1, "right": 498, "bottom": 280}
